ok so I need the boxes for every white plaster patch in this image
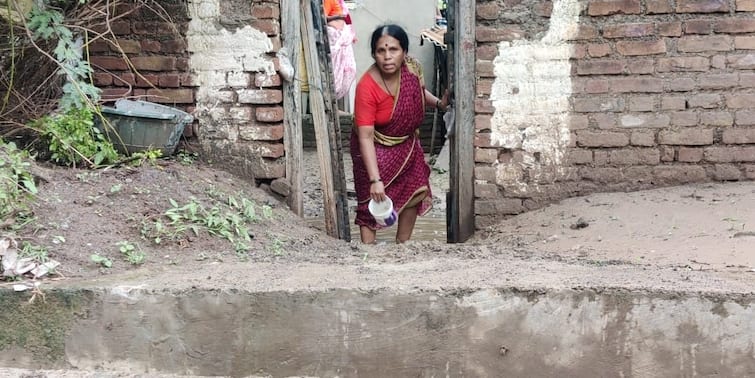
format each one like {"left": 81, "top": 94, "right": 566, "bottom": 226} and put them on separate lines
{"left": 489, "top": 0, "right": 583, "bottom": 193}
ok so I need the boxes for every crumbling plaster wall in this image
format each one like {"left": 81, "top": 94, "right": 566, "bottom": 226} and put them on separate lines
{"left": 474, "top": 0, "right": 755, "bottom": 229}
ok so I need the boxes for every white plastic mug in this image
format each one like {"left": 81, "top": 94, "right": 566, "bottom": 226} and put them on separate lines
{"left": 368, "top": 197, "right": 398, "bottom": 227}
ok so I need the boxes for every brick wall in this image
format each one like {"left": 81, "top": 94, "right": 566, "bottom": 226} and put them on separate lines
{"left": 474, "top": 0, "right": 755, "bottom": 229}
{"left": 90, "top": 0, "right": 285, "bottom": 182}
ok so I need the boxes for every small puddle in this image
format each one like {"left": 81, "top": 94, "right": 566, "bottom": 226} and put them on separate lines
{"left": 307, "top": 215, "right": 447, "bottom": 243}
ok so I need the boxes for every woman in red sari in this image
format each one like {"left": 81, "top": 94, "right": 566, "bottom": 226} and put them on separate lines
{"left": 351, "top": 24, "right": 449, "bottom": 244}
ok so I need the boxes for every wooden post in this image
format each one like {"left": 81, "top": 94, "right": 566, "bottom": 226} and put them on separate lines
{"left": 300, "top": 0, "right": 351, "bottom": 241}
{"left": 281, "top": 0, "right": 303, "bottom": 216}
{"left": 448, "top": 0, "right": 475, "bottom": 243}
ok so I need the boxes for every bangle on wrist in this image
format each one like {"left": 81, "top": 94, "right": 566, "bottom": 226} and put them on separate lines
{"left": 369, "top": 178, "right": 382, "bottom": 184}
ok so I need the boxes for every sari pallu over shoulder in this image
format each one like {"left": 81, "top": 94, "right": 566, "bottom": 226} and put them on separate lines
{"left": 350, "top": 63, "right": 433, "bottom": 230}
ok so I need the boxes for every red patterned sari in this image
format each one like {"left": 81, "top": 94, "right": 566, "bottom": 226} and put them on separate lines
{"left": 350, "top": 63, "right": 433, "bottom": 230}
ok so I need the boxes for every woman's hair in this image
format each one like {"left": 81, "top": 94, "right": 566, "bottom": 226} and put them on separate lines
{"left": 370, "top": 24, "right": 410, "bottom": 55}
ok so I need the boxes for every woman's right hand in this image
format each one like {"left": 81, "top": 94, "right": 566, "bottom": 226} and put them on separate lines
{"left": 370, "top": 181, "right": 386, "bottom": 202}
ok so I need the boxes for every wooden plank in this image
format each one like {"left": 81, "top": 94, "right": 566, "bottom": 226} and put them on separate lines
{"left": 281, "top": 0, "right": 303, "bottom": 216}
{"left": 300, "top": 0, "right": 350, "bottom": 241}
{"left": 448, "top": 0, "right": 475, "bottom": 243}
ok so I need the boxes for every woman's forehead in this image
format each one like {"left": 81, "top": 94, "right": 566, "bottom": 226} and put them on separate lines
{"left": 376, "top": 35, "right": 401, "bottom": 47}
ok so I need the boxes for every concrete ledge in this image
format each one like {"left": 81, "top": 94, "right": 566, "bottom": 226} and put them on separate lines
{"left": 1, "top": 259, "right": 754, "bottom": 376}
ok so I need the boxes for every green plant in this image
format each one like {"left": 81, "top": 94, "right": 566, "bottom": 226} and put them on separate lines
{"left": 27, "top": 2, "right": 101, "bottom": 111}
{"left": 116, "top": 241, "right": 145, "bottom": 265}
{"left": 37, "top": 106, "right": 119, "bottom": 167}
{"left": 0, "top": 140, "right": 38, "bottom": 223}
{"left": 19, "top": 242, "right": 48, "bottom": 264}
{"left": 90, "top": 254, "right": 112, "bottom": 268}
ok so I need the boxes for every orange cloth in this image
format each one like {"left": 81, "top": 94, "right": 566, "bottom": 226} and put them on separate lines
{"left": 354, "top": 73, "right": 395, "bottom": 127}
{"left": 323, "top": 0, "right": 343, "bottom": 16}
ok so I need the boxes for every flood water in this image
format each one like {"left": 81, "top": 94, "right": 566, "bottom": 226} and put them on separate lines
{"left": 307, "top": 215, "right": 447, "bottom": 243}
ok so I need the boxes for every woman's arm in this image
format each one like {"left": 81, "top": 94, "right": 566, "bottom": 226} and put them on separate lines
{"left": 355, "top": 125, "right": 386, "bottom": 202}
{"left": 424, "top": 88, "right": 449, "bottom": 112}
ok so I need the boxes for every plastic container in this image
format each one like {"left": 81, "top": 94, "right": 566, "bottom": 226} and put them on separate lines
{"left": 368, "top": 197, "right": 398, "bottom": 227}
{"left": 96, "top": 99, "right": 193, "bottom": 156}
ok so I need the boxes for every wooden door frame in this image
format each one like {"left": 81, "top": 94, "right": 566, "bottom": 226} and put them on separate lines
{"left": 447, "top": 0, "right": 475, "bottom": 243}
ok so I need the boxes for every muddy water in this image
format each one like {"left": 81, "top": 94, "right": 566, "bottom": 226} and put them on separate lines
{"left": 307, "top": 215, "right": 447, "bottom": 243}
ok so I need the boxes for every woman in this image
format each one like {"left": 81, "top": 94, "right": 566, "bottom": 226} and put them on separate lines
{"left": 322, "top": 0, "right": 356, "bottom": 100}
{"left": 351, "top": 24, "right": 449, "bottom": 244}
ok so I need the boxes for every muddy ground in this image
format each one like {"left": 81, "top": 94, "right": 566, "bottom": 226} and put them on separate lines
{"left": 2, "top": 147, "right": 754, "bottom": 293}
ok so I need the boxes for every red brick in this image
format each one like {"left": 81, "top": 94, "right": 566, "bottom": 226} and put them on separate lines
{"left": 89, "top": 41, "right": 109, "bottom": 53}
{"left": 477, "top": 78, "right": 493, "bottom": 96}
{"left": 111, "top": 20, "right": 131, "bottom": 35}
{"left": 647, "top": 0, "right": 673, "bottom": 13}
{"left": 114, "top": 73, "right": 135, "bottom": 87}
{"left": 255, "top": 106, "right": 284, "bottom": 122}
{"left": 658, "top": 128, "right": 714, "bottom": 145}
{"left": 660, "top": 145, "right": 675, "bottom": 161}
{"left": 611, "top": 77, "right": 664, "bottom": 93}
{"left": 259, "top": 143, "right": 285, "bottom": 159}
{"left": 133, "top": 22, "right": 176, "bottom": 37}
{"left": 737, "top": 0, "right": 755, "bottom": 11}
{"left": 584, "top": 79, "right": 610, "bottom": 93}
{"left": 534, "top": 1, "right": 553, "bottom": 17}
{"left": 477, "top": 3, "right": 501, "bottom": 19}
{"left": 159, "top": 74, "right": 181, "bottom": 88}
{"left": 701, "top": 111, "right": 734, "bottom": 126}
{"left": 110, "top": 39, "right": 141, "bottom": 54}
{"left": 592, "top": 113, "right": 616, "bottom": 129}
{"left": 476, "top": 26, "right": 525, "bottom": 42}
{"left": 141, "top": 40, "right": 161, "bottom": 53}
{"left": 689, "top": 93, "right": 721, "bottom": 108}
{"left": 616, "top": 40, "right": 666, "bottom": 56}
{"left": 476, "top": 45, "right": 498, "bottom": 60}
{"left": 587, "top": 0, "right": 641, "bottom": 15}
{"left": 627, "top": 59, "right": 655, "bottom": 74}
{"left": 475, "top": 199, "right": 525, "bottom": 216}
{"left": 677, "top": 35, "right": 732, "bottom": 52}
{"left": 238, "top": 89, "right": 282, "bottom": 104}
{"left": 175, "top": 58, "right": 189, "bottom": 72}
{"left": 734, "top": 36, "right": 755, "bottom": 49}
{"left": 658, "top": 22, "right": 683, "bottom": 36}
{"left": 608, "top": 148, "right": 660, "bottom": 165}
{"left": 576, "top": 130, "right": 629, "bottom": 147}
{"left": 699, "top": 73, "right": 738, "bottom": 89}
{"left": 239, "top": 124, "right": 284, "bottom": 141}
{"left": 670, "top": 111, "right": 699, "bottom": 126}
{"left": 475, "top": 115, "right": 492, "bottom": 130}
{"left": 162, "top": 39, "right": 187, "bottom": 54}
{"left": 704, "top": 146, "right": 755, "bottom": 162}
{"left": 136, "top": 74, "right": 158, "bottom": 88}
{"left": 475, "top": 148, "right": 499, "bottom": 164}
{"left": 474, "top": 183, "right": 499, "bottom": 198}
{"left": 712, "top": 165, "right": 743, "bottom": 181}
{"left": 101, "top": 88, "right": 131, "bottom": 100}
{"left": 684, "top": 19, "right": 712, "bottom": 34}
{"left": 631, "top": 131, "right": 656, "bottom": 146}
{"left": 602, "top": 23, "right": 654, "bottom": 38}
{"left": 252, "top": 19, "right": 280, "bottom": 36}
{"left": 661, "top": 96, "right": 686, "bottom": 110}
{"left": 714, "top": 19, "right": 755, "bottom": 33}
{"left": 723, "top": 128, "right": 755, "bottom": 144}
{"left": 477, "top": 61, "right": 495, "bottom": 77}
{"left": 90, "top": 56, "right": 129, "bottom": 71}
{"left": 587, "top": 43, "right": 612, "bottom": 57}
{"left": 676, "top": 0, "right": 729, "bottom": 12}
{"left": 475, "top": 99, "right": 494, "bottom": 114}
{"left": 252, "top": 4, "right": 280, "bottom": 19}
{"left": 665, "top": 78, "right": 696, "bottom": 91}
{"left": 94, "top": 72, "right": 113, "bottom": 86}
{"left": 657, "top": 57, "right": 710, "bottom": 72}
{"left": 652, "top": 166, "right": 707, "bottom": 183}
{"left": 569, "top": 115, "right": 590, "bottom": 130}
{"left": 574, "top": 97, "right": 625, "bottom": 112}
{"left": 254, "top": 73, "right": 282, "bottom": 87}
{"left": 735, "top": 110, "right": 755, "bottom": 125}
{"left": 678, "top": 147, "right": 704, "bottom": 162}
{"left": 474, "top": 133, "right": 493, "bottom": 148}
{"left": 145, "top": 88, "right": 194, "bottom": 104}
{"left": 475, "top": 166, "right": 498, "bottom": 183}
{"left": 576, "top": 60, "right": 625, "bottom": 75}
{"left": 131, "top": 56, "right": 177, "bottom": 71}
{"left": 629, "top": 96, "right": 655, "bottom": 111}
{"left": 572, "top": 26, "right": 599, "bottom": 40}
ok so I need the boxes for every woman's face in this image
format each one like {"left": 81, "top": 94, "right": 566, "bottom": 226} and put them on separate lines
{"left": 373, "top": 35, "right": 405, "bottom": 76}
